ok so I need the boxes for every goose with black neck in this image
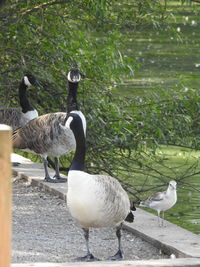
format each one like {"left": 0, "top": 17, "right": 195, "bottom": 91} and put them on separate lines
{"left": 65, "top": 113, "right": 135, "bottom": 261}
{"left": 0, "top": 73, "right": 41, "bottom": 130}
{"left": 13, "top": 69, "right": 86, "bottom": 183}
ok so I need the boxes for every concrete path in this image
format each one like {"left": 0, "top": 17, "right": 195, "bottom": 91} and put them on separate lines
{"left": 12, "top": 153, "right": 200, "bottom": 266}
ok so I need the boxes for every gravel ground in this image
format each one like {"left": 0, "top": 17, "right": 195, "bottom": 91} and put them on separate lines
{"left": 12, "top": 178, "right": 168, "bottom": 263}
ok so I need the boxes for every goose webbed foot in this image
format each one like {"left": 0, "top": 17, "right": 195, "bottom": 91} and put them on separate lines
{"left": 107, "top": 249, "right": 123, "bottom": 261}
{"left": 44, "top": 176, "right": 67, "bottom": 183}
{"left": 54, "top": 175, "right": 67, "bottom": 183}
{"left": 75, "top": 253, "right": 100, "bottom": 262}
{"left": 12, "top": 162, "right": 20, "bottom": 167}
{"left": 55, "top": 177, "right": 67, "bottom": 183}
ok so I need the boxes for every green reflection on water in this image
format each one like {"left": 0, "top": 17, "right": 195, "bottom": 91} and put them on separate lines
{"left": 114, "top": 3, "right": 200, "bottom": 234}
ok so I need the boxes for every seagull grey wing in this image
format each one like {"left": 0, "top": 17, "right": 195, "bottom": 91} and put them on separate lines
{"left": 140, "top": 190, "right": 166, "bottom": 207}
{"left": 0, "top": 108, "right": 22, "bottom": 130}
{"left": 148, "top": 191, "right": 166, "bottom": 202}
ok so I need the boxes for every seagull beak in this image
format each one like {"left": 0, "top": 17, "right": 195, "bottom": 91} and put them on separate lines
{"left": 170, "top": 184, "right": 176, "bottom": 190}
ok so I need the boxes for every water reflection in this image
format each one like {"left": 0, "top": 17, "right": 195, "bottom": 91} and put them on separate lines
{"left": 114, "top": 4, "right": 200, "bottom": 234}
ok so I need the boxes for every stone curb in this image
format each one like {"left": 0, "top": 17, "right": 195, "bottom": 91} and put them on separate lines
{"left": 11, "top": 258, "right": 200, "bottom": 267}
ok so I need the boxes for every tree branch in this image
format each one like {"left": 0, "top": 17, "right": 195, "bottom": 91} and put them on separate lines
{"left": 20, "top": 0, "right": 71, "bottom": 16}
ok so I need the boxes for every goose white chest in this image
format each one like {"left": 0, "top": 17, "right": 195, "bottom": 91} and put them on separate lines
{"left": 21, "top": 109, "right": 38, "bottom": 125}
{"left": 67, "top": 171, "right": 130, "bottom": 228}
{"left": 67, "top": 171, "right": 102, "bottom": 227}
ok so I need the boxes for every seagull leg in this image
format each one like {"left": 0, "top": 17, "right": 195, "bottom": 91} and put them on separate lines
{"left": 54, "top": 157, "right": 67, "bottom": 183}
{"left": 107, "top": 224, "right": 124, "bottom": 260}
{"left": 161, "top": 211, "right": 165, "bottom": 227}
{"left": 76, "top": 228, "right": 100, "bottom": 261}
{"left": 157, "top": 210, "right": 162, "bottom": 227}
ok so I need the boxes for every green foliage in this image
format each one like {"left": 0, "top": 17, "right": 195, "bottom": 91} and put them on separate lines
{"left": 130, "top": 87, "right": 200, "bottom": 150}
{"left": 1, "top": 1, "right": 191, "bottom": 179}
{"left": 0, "top": 0, "right": 140, "bottom": 113}
{"left": 0, "top": 0, "right": 169, "bottom": 125}
{"left": 1, "top": 0, "right": 198, "bottom": 177}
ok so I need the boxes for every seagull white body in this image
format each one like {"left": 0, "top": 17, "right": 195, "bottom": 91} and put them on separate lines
{"left": 65, "top": 113, "right": 134, "bottom": 261}
{"left": 140, "top": 180, "right": 177, "bottom": 226}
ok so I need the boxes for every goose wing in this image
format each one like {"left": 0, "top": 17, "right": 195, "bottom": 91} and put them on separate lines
{"left": 93, "top": 174, "right": 131, "bottom": 219}
{"left": 12, "top": 112, "right": 66, "bottom": 154}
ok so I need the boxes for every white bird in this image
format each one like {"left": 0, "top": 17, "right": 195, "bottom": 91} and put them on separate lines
{"left": 0, "top": 73, "right": 41, "bottom": 130}
{"left": 12, "top": 69, "right": 86, "bottom": 183}
{"left": 65, "top": 113, "right": 134, "bottom": 261}
{"left": 139, "top": 180, "right": 177, "bottom": 226}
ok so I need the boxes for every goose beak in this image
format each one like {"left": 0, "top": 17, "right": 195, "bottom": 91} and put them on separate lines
{"left": 33, "top": 80, "right": 42, "bottom": 88}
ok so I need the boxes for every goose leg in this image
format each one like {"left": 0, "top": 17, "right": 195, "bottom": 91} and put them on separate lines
{"left": 54, "top": 157, "right": 67, "bottom": 182}
{"left": 43, "top": 157, "right": 55, "bottom": 182}
{"left": 76, "top": 228, "right": 99, "bottom": 262}
{"left": 43, "top": 157, "right": 66, "bottom": 183}
{"left": 43, "top": 157, "right": 58, "bottom": 183}
{"left": 107, "top": 224, "right": 123, "bottom": 260}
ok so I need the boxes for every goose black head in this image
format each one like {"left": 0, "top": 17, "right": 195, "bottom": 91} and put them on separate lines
{"left": 65, "top": 113, "right": 83, "bottom": 133}
{"left": 23, "top": 73, "right": 42, "bottom": 87}
{"left": 67, "top": 69, "right": 81, "bottom": 83}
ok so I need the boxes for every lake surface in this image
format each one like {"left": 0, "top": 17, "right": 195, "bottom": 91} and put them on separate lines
{"left": 115, "top": 2, "right": 200, "bottom": 234}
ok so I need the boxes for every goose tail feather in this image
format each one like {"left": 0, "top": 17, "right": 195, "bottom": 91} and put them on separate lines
{"left": 125, "top": 211, "right": 134, "bottom": 223}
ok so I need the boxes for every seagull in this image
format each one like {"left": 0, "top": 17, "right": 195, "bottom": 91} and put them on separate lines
{"left": 139, "top": 180, "right": 177, "bottom": 226}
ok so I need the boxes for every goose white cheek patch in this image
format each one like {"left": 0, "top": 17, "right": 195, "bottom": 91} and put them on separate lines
{"left": 65, "top": 116, "right": 73, "bottom": 128}
{"left": 24, "top": 76, "right": 32, "bottom": 87}
{"left": 67, "top": 72, "right": 81, "bottom": 83}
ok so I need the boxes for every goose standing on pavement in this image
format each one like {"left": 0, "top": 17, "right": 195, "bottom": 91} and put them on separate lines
{"left": 139, "top": 180, "right": 177, "bottom": 226}
{"left": 0, "top": 73, "right": 41, "bottom": 130}
{"left": 13, "top": 69, "right": 86, "bottom": 183}
{"left": 65, "top": 113, "right": 134, "bottom": 261}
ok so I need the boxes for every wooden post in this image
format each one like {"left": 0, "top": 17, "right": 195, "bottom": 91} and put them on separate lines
{"left": 0, "top": 124, "right": 12, "bottom": 267}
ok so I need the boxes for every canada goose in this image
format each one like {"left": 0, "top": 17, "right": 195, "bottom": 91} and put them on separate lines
{"left": 0, "top": 73, "right": 41, "bottom": 131}
{"left": 65, "top": 113, "right": 134, "bottom": 261}
{"left": 139, "top": 180, "right": 177, "bottom": 226}
{"left": 13, "top": 69, "right": 86, "bottom": 183}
